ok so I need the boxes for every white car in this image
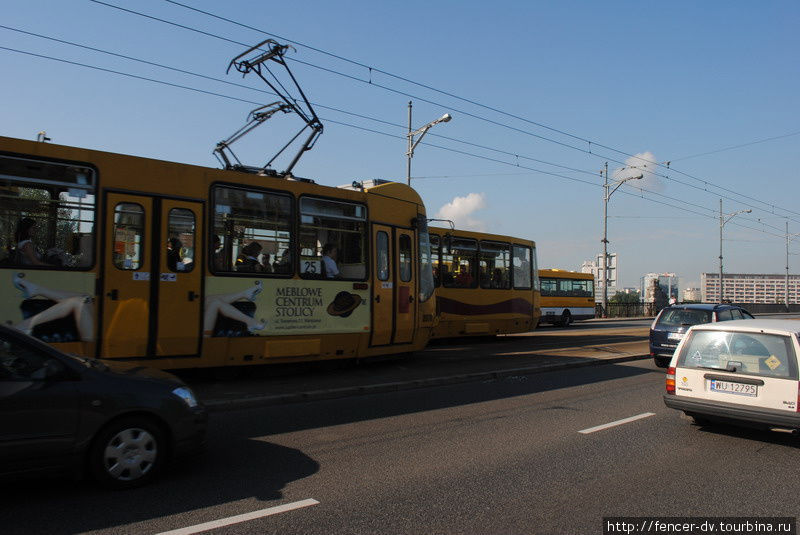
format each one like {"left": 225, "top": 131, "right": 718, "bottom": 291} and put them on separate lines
{"left": 664, "top": 319, "right": 800, "bottom": 433}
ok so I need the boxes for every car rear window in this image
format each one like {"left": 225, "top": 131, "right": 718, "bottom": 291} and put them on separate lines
{"left": 656, "top": 309, "right": 712, "bottom": 327}
{"left": 676, "top": 330, "right": 798, "bottom": 379}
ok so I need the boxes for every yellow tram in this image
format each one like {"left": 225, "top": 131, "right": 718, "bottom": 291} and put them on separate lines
{"left": 428, "top": 227, "right": 540, "bottom": 338}
{"left": 0, "top": 136, "right": 437, "bottom": 369}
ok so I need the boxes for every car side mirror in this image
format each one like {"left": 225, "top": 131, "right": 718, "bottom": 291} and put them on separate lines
{"left": 30, "top": 359, "right": 66, "bottom": 381}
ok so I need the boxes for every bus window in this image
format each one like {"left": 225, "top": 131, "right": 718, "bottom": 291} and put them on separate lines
{"left": 479, "top": 241, "right": 510, "bottom": 289}
{"left": 531, "top": 246, "right": 540, "bottom": 291}
{"left": 442, "top": 237, "right": 477, "bottom": 289}
{"left": 0, "top": 155, "right": 95, "bottom": 269}
{"left": 113, "top": 203, "right": 144, "bottom": 270}
{"left": 429, "top": 234, "right": 441, "bottom": 287}
{"left": 167, "top": 208, "right": 195, "bottom": 273}
{"left": 512, "top": 245, "right": 532, "bottom": 289}
{"left": 399, "top": 234, "right": 412, "bottom": 282}
{"left": 299, "top": 197, "right": 366, "bottom": 280}
{"left": 558, "top": 278, "right": 593, "bottom": 297}
{"left": 211, "top": 186, "right": 292, "bottom": 275}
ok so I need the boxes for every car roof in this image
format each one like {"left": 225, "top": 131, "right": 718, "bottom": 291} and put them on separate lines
{"left": 690, "top": 318, "right": 800, "bottom": 335}
{"left": 663, "top": 303, "right": 741, "bottom": 311}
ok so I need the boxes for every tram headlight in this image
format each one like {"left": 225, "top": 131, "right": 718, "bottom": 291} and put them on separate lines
{"left": 172, "top": 386, "right": 199, "bottom": 408}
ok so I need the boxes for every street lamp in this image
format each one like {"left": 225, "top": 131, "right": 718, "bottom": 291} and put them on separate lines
{"left": 718, "top": 199, "right": 751, "bottom": 302}
{"left": 601, "top": 162, "right": 643, "bottom": 316}
{"left": 406, "top": 101, "right": 452, "bottom": 186}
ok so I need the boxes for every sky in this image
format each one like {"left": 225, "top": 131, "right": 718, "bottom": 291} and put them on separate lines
{"left": 1, "top": 0, "right": 798, "bottom": 291}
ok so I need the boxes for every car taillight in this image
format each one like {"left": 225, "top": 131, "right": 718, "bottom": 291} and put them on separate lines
{"left": 666, "top": 367, "right": 676, "bottom": 395}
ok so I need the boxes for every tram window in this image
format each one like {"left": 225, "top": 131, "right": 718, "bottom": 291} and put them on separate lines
{"left": 211, "top": 186, "right": 292, "bottom": 275}
{"left": 540, "top": 278, "right": 557, "bottom": 296}
{"left": 113, "top": 203, "right": 144, "bottom": 270}
{"left": 399, "top": 234, "right": 412, "bottom": 282}
{"left": 167, "top": 208, "right": 195, "bottom": 273}
{"left": 0, "top": 155, "right": 95, "bottom": 269}
{"left": 429, "top": 234, "right": 441, "bottom": 287}
{"left": 512, "top": 245, "right": 532, "bottom": 290}
{"left": 479, "top": 241, "right": 511, "bottom": 290}
{"left": 441, "top": 238, "right": 477, "bottom": 289}
{"left": 376, "top": 231, "right": 389, "bottom": 281}
{"left": 299, "top": 197, "right": 366, "bottom": 280}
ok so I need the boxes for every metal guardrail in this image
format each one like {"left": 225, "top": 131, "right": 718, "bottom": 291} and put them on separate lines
{"left": 594, "top": 302, "right": 800, "bottom": 319}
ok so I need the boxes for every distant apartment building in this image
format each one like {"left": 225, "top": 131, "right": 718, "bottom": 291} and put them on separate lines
{"left": 701, "top": 273, "right": 800, "bottom": 303}
{"left": 581, "top": 253, "right": 617, "bottom": 302}
{"left": 640, "top": 273, "right": 679, "bottom": 303}
{"left": 682, "top": 287, "right": 702, "bottom": 302}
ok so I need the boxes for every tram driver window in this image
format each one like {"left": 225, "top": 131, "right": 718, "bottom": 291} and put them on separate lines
{"left": 211, "top": 186, "right": 293, "bottom": 275}
{"left": 299, "top": 197, "right": 366, "bottom": 280}
{"left": 0, "top": 156, "right": 96, "bottom": 269}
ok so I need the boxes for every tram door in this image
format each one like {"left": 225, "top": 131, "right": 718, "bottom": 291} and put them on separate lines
{"left": 155, "top": 200, "right": 203, "bottom": 356}
{"left": 371, "top": 226, "right": 393, "bottom": 346}
{"left": 101, "top": 193, "right": 154, "bottom": 358}
{"left": 370, "top": 225, "right": 416, "bottom": 346}
{"left": 394, "top": 230, "right": 416, "bottom": 344}
{"left": 101, "top": 193, "right": 203, "bottom": 358}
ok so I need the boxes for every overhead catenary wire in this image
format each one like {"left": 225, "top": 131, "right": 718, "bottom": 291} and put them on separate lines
{"left": 149, "top": 0, "right": 800, "bottom": 220}
{"left": 0, "top": 41, "right": 788, "bottom": 241}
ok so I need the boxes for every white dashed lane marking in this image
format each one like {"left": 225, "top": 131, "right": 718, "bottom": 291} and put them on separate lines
{"left": 578, "top": 412, "right": 656, "bottom": 434}
{"left": 155, "top": 498, "right": 320, "bottom": 535}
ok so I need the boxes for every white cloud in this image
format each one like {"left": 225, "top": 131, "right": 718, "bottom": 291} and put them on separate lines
{"left": 435, "top": 193, "right": 487, "bottom": 231}
{"left": 613, "top": 151, "right": 664, "bottom": 192}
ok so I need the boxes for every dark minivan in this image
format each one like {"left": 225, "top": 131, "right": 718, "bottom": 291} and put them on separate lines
{"left": 650, "top": 303, "right": 754, "bottom": 368}
{"left": 0, "top": 325, "right": 207, "bottom": 488}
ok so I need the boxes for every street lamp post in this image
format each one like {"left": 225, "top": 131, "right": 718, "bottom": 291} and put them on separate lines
{"left": 406, "top": 101, "right": 452, "bottom": 186}
{"left": 785, "top": 221, "right": 800, "bottom": 311}
{"left": 718, "top": 199, "right": 751, "bottom": 302}
{"left": 601, "top": 163, "right": 643, "bottom": 317}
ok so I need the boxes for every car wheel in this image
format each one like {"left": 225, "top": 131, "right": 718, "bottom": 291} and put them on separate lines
{"left": 560, "top": 312, "right": 572, "bottom": 328}
{"left": 654, "top": 356, "right": 671, "bottom": 368}
{"left": 89, "top": 416, "right": 166, "bottom": 489}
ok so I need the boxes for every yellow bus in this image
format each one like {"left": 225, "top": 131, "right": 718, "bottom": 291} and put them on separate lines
{"left": 428, "top": 227, "right": 540, "bottom": 338}
{"left": 538, "top": 269, "right": 595, "bottom": 327}
{"left": 0, "top": 136, "right": 437, "bottom": 369}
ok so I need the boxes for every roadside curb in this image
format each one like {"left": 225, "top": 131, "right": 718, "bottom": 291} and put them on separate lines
{"left": 204, "top": 353, "right": 650, "bottom": 412}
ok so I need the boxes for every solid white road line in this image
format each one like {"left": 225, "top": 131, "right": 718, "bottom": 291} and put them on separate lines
{"left": 578, "top": 412, "right": 656, "bottom": 434}
{"left": 155, "top": 499, "right": 320, "bottom": 535}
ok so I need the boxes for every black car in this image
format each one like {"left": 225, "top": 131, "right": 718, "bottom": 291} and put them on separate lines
{"left": 650, "top": 303, "right": 754, "bottom": 368}
{"left": 0, "top": 325, "right": 207, "bottom": 488}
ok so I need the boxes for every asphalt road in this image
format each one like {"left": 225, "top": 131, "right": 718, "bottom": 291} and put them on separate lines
{"left": 6, "top": 358, "right": 799, "bottom": 535}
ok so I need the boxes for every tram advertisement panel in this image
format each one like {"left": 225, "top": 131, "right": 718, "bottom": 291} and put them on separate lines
{"left": 1, "top": 270, "right": 96, "bottom": 344}
{"left": 204, "top": 278, "right": 370, "bottom": 336}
